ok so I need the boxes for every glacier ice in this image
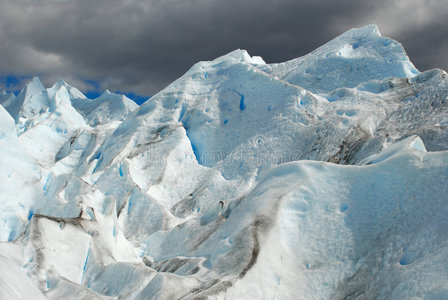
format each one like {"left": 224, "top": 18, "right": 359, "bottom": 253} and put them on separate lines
{"left": 260, "top": 24, "right": 419, "bottom": 93}
{"left": 1, "top": 25, "right": 448, "bottom": 299}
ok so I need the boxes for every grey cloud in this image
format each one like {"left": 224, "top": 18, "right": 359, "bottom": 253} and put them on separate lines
{"left": 0, "top": 0, "right": 447, "bottom": 96}
{"left": 359, "top": 0, "right": 448, "bottom": 72}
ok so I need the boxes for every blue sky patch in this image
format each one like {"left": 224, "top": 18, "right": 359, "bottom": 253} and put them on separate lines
{"left": 0, "top": 74, "right": 32, "bottom": 94}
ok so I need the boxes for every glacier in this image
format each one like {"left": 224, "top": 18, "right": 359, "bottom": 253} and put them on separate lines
{"left": 1, "top": 24, "right": 448, "bottom": 299}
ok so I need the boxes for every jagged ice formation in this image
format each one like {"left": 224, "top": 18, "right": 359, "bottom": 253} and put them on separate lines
{"left": 0, "top": 25, "right": 448, "bottom": 299}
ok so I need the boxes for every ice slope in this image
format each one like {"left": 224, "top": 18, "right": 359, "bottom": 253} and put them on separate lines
{"left": 0, "top": 251, "right": 46, "bottom": 299}
{"left": 0, "top": 105, "right": 43, "bottom": 241}
{"left": 220, "top": 137, "right": 448, "bottom": 299}
{"left": 0, "top": 25, "right": 448, "bottom": 299}
{"left": 71, "top": 89, "right": 138, "bottom": 127}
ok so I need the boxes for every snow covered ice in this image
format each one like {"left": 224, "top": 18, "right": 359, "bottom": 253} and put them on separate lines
{"left": 1, "top": 25, "right": 448, "bottom": 299}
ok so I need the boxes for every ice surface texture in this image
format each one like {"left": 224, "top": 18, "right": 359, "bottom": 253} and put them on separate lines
{"left": 1, "top": 25, "right": 448, "bottom": 299}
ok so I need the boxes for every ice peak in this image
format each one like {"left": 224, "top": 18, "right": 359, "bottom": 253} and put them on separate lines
{"left": 96, "top": 89, "right": 134, "bottom": 105}
{"left": 215, "top": 49, "right": 249, "bottom": 61}
{"left": 48, "top": 79, "right": 70, "bottom": 94}
{"left": 30, "top": 76, "right": 42, "bottom": 84}
{"left": 263, "top": 24, "right": 418, "bottom": 93}
{"left": 52, "top": 78, "right": 68, "bottom": 89}
{"left": 342, "top": 24, "right": 381, "bottom": 38}
{"left": 23, "top": 76, "right": 45, "bottom": 95}
{"left": 214, "top": 49, "right": 266, "bottom": 65}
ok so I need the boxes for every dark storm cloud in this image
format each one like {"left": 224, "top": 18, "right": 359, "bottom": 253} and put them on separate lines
{"left": 0, "top": 0, "right": 447, "bottom": 96}
{"left": 394, "top": 22, "right": 448, "bottom": 72}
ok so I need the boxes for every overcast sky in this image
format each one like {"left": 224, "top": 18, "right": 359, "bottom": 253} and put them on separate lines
{"left": 0, "top": 0, "right": 447, "bottom": 100}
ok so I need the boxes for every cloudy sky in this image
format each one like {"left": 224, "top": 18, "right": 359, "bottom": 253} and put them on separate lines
{"left": 0, "top": 0, "right": 447, "bottom": 101}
